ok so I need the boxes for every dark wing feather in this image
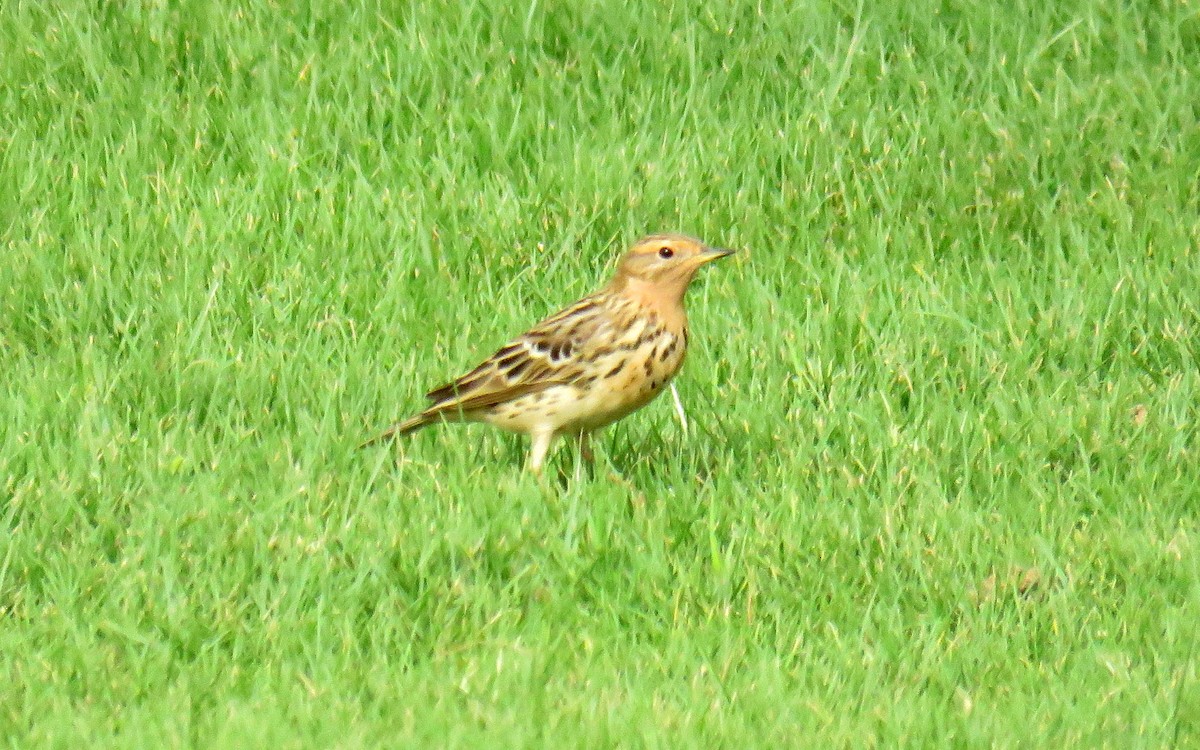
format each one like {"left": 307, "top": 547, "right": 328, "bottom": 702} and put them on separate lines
{"left": 362, "top": 292, "right": 637, "bottom": 447}
{"left": 421, "top": 293, "right": 612, "bottom": 412}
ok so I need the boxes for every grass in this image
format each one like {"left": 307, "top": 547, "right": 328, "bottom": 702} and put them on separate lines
{"left": 2, "top": 0, "right": 1199, "bottom": 745}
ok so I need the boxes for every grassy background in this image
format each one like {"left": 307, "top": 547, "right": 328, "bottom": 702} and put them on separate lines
{"left": 3, "top": 0, "right": 1199, "bottom": 745}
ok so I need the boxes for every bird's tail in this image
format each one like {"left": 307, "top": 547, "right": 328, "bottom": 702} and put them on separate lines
{"left": 359, "top": 411, "right": 436, "bottom": 448}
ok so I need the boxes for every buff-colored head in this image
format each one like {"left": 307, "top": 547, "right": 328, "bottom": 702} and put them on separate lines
{"left": 609, "top": 234, "right": 734, "bottom": 298}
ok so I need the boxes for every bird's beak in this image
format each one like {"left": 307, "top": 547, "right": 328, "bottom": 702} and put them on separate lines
{"left": 697, "top": 246, "right": 736, "bottom": 264}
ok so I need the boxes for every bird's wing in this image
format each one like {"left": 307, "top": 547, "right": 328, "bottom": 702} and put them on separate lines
{"left": 423, "top": 293, "right": 617, "bottom": 412}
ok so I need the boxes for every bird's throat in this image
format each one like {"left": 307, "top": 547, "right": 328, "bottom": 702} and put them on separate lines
{"left": 613, "top": 274, "right": 690, "bottom": 331}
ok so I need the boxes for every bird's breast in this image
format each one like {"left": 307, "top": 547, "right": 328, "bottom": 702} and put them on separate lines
{"left": 478, "top": 320, "right": 689, "bottom": 436}
{"left": 560, "top": 326, "right": 688, "bottom": 432}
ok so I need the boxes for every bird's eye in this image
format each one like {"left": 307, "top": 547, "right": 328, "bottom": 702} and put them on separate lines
{"left": 657, "top": 246, "right": 674, "bottom": 259}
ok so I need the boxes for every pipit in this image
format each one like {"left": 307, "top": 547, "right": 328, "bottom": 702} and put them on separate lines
{"left": 362, "top": 233, "right": 735, "bottom": 472}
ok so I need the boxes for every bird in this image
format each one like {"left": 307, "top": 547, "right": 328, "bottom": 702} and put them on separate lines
{"left": 362, "top": 233, "right": 735, "bottom": 472}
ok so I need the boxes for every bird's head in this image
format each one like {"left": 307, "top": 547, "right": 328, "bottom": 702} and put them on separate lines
{"left": 610, "top": 234, "right": 735, "bottom": 299}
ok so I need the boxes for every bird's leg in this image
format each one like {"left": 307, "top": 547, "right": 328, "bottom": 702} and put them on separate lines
{"left": 528, "top": 429, "right": 555, "bottom": 474}
{"left": 568, "top": 432, "right": 595, "bottom": 482}
{"left": 576, "top": 432, "right": 595, "bottom": 463}
{"left": 669, "top": 382, "right": 689, "bottom": 435}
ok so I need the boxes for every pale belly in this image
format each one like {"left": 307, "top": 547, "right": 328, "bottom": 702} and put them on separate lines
{"left": 479, "top": 343, "right": 686, "bottom": 435}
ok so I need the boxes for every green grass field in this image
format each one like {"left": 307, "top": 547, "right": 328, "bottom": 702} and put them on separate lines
{"left": 3, "top": 0, "right": 1199, "bottom": 746}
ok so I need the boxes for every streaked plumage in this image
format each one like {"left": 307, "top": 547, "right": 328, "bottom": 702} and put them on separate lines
{"left": 363, "top": 233, "right": 735, "bottom": 472}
